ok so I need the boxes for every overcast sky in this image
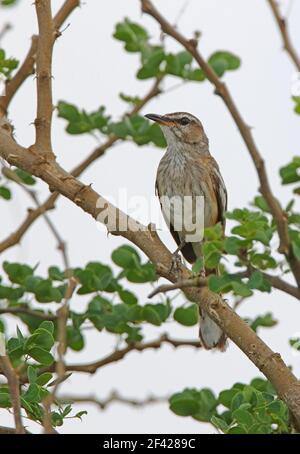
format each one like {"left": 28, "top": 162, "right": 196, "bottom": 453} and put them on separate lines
{"left": 1, "top": 0, "right": 300, "bottom": 434}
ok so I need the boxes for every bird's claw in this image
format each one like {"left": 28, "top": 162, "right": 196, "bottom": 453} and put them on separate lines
{"left": 169, "top": 251, "right": 182, "bottom": 275}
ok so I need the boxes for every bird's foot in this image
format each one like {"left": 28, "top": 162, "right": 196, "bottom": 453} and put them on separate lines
{"left": 198, "top": 269, "right": 206, "bottom": 278}
{"left": 169, "top": 251, "right": 182, "bottom": 275}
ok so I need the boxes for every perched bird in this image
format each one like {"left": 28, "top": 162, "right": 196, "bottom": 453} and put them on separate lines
{"left": 145, "top": 112, "right": 227, "bottom": 350}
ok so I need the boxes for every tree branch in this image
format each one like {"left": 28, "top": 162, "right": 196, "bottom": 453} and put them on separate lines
{"left": 1, "top": 118, "right": 300, "bottom": 426}
{"left": 0, "top": 354, "right": 25, "bottom": 434}
{"left": 267, "top": 0, "right": 300, "bottom": 71}
{"left": 148, "top": 276, "right": 207, "bottom": 299}
{"left": 44, "top": 334, "right": 201, "bottom": 375}
{"left": 34, "top": 0, "right": 55, "bottom": 155}
{"left": 0, "top": 307, "right": 56, "bottom": 321}
{"left": 59, "top": 390, "right": 168, "bottom": 410}
{"left": 139, "top": 0, "right": 300, "bottom": 289}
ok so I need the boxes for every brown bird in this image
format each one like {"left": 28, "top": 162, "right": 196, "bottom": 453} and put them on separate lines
{"left": 145, "top": 112, "right": 227, "bottom": 350}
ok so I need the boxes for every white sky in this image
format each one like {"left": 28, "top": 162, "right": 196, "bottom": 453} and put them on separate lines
{"left": 1, "top": 0, "right": 300, "bottom": 434}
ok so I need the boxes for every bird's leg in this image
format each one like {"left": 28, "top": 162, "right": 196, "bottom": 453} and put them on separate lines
{"left": 170, "top": 239, "right": 186, "bottom": 274}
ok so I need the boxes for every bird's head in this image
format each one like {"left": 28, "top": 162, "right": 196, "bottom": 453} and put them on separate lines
{"left": 145, "top": 112, "right": 208, "bottom": 150}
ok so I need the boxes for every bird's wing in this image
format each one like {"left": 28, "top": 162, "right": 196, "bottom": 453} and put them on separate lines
{"left": 210, "top": 163, "right": 227, "bottom": 230}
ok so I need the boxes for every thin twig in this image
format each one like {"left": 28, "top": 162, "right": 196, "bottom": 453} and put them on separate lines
{"left": 148, "top": 276, "right": 206, "bottom": 298}
{"left": 0, "top": 307, "right": 56, "bottom": 321}
{"left": 267, "top": 0, "right": 300, "bottom": 71}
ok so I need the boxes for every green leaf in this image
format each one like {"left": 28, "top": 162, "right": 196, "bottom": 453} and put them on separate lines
{"left": 58, "top": 101, "right": 110, "bottom": 135}
{"left": 211, "top": 415, "right": 229, "bottom": 433}
{"left": 231, "top": 281, "right": 253, "bottom": 297}
{"left": 36, "top": 372, "right": 53, "bottom": 386}
{"left": 192, "top": 258, "right": 204, "bottom": 274}
{"left": 280, "top": 157, "right": 300, "bottom": 185}
{"left": 27, "top": 365, "right": 37, "bottom": 384}
{"left": 232, "top": 408, "right": 255, "bottom": 427}
{"left": 209, "top": 51, "right": 241, "bottom": 76}
{"left": 13, "top": 169, "right": 36, "bottom": 185}
{"left": 0, "top": 47, "right": 19, "bottom": 78}
{"left": 28, "top": 347, "right": 54, "bottom": 366}
{"left": 252, "top": 196, "right": 270, "bottom": 213}
{"left": 174, "top": 304, "right": 198, "bottom": 326}
{"left": 292, "top": 240, "right": 300, "bottom": 261}
{"left": 289, "top": 337, "right": 300, "bottom": 351}
{"left": 118, "top": 288, "right": 138, "bottom": 305}
{"left": 113, "top": 18, "right": 149, "bottom": 53}
{"left": 142, "top": 305, "right": 161, "bottom": 326}
{"left": 0, "top": 186, "right": 11, "bottom": 200}
{"left": 67, "top": 326, "right": 84, "bottom": 351}
{"left": 22, "top": 383, "right": 40, "bottom": 403}
{"left": 247, "top": 312, "right": 277, "bottom": 333}
{"left": 75, "top": 410, "right": 88, "bottom": 420}
{"left": 25, "top": 328, "right": 55, "bottom": 351}
{"left": 48, "top": 266, "right": 65, "bottom": 281}
{"left": 3, "top": 262, "right": 33, "bottom": 285}
{"left": 112, "top": 245, "right": 140, "bottom": 268}
{"left": 137, "top": 46, "right": 165, "bottom": 79}
{"left": 0, "top": 392, "right": 11, "bottom": 408}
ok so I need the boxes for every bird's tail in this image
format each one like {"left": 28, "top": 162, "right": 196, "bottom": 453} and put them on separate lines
{"left": 198, "top": 308, "right": 227, "bottom": 351}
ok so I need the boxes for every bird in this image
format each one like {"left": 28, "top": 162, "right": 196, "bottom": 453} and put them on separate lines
{"left": 145, "top": 111, "right": 227, "bottom": 350}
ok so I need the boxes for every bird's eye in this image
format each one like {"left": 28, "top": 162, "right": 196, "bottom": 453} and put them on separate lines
{"left": 179, "top": 117, "right": 190, "bottom": 126}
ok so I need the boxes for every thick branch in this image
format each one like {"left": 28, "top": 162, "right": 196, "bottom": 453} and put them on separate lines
{"left": 1, "top": 119, "right": 300, "bottom": 426}
{"left": 267, "top": 0, "right": 300, "bottom": 71}
{"left": 140, "top": 0, "right": 300, "bottom": 288}
{"left": 34, "top": 0, "right": 55, "bottom": 155}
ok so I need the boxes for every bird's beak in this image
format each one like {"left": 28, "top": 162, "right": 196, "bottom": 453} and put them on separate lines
{"left": 144, "top": 113, "right": 175, "bottom": 127}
